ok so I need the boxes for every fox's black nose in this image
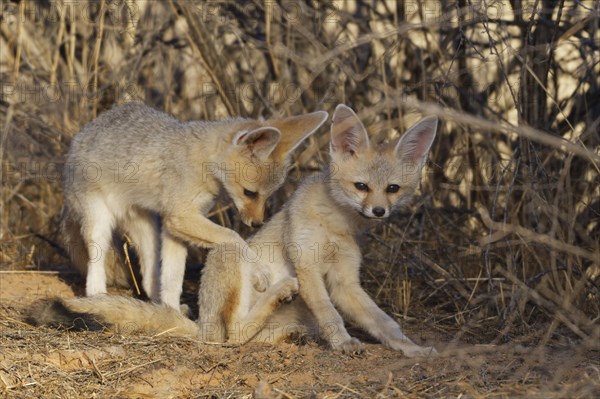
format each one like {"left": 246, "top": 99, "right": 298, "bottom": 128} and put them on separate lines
{"left": 372, "top": 207, "right": 386, "bottom": 217}
{"left": 251, "top": 221, "right": 263, "bottom": 228}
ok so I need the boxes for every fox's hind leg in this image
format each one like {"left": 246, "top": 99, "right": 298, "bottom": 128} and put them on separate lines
{"left": 61, "top": 206, "right": 90, "bottom": 278}
{"left": 123, "top": 208, "right": 161, "bottom": 301}
{"left": 252, "top": 299, "right": 314, "bottom": 344}
{"left": 80, "top": 195, "right": 115, "bottom": 296}
{"left": 228, "top": 276, "right": 299, "bottom": 344}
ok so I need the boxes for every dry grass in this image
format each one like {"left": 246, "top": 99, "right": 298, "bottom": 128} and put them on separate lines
{"left": 1, "top": 0, "right": 599, "bottom": 397}
{"left": 1, "top": 300, "right": 599, "bottom": 398}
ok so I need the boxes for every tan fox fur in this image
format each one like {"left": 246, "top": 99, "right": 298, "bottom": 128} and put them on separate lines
{"left": 198, "top": 105, "right": 438, "bottom": 356}
{"left": 62, "top": 103, "right": 327, "bottom": 309}
{"left": 31, "top": 105, "right": 438, "bottom": 358}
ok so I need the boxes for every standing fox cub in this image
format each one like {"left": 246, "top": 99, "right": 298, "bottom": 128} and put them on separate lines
{"left": 31, "top": 105, "right": 438, "bottom": 357}
{"left": 62, "top": 103, "right": 327, "bottom": 309}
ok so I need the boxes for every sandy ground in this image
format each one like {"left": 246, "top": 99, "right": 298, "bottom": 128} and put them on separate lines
{"left": 1, "top": 272, "right": 598, "bottom": 398}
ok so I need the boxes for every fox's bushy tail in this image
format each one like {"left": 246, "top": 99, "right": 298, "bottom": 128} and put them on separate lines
{"left": 28, "top": 296, "right": 200, "bottom": 338}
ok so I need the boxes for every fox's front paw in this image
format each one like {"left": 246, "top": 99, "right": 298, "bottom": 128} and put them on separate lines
{"left": 332, "top": 337, "right": 364, "bottom": 354}
{"left": 252, "top": 266, "right": 272, "bottom": 292}
{"left": 277, "top": 278, "right": 299, "bottom": 303}
{"left": 401, "top": 344, "right": 438, "bottom": 358}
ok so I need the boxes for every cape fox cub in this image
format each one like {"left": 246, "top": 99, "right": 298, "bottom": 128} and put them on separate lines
{"left": 32, "top": 105, "right": 438, "bottom": 357}
{"left": 62, "top": 103, "right": 327, "bottom": 309}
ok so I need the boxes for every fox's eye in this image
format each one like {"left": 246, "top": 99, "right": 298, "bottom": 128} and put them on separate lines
{"left": 386, "top": 184, "right": 400, "bottom": 193}
{"left": 243, "top": 189, "right": 258, "bottom": 199}
{"left": 354, "top": 182, "right": 369, "bottom": 192}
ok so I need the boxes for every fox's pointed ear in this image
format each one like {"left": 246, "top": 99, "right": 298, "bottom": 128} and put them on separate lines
{"left": 395, "top": 116, "right": 438, "bottom": 165}
{"left": 268, "top": 111, "right": 328, "bottom": 160}
{"left": 330, "top": 104, "right": 370, "bottom": 156}
{"left": 233, "top": 126, "right": 282, "bottom": 160}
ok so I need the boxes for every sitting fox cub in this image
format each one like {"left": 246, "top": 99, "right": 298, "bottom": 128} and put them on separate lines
{"left": 29, "top": 105, "right": 437, "bottom": 357}
{"left": 198, "top": 105, "right": 438, "bottom": 356}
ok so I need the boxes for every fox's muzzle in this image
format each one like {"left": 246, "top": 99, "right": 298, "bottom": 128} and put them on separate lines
{"left": 240, "top": 216, "right": 264, "bottom": 227}
{"left": 240, "top": 210, "right": 265, "bottom": 228}
{"left": 360, "top": 206, "right": 389, "bottom": 219}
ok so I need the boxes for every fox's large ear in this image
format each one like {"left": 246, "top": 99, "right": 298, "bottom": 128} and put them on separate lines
{"left": 268, "top": 111, "right": 328, "bottom": 160}
{"left": 233, "top": 126, "right": 282, "bottom": 160}
{"left": 395, "top": 116, "right": 438, "bottom": 165}
{"left": 330, "top": 104, "right": 370, "bottom": 156}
